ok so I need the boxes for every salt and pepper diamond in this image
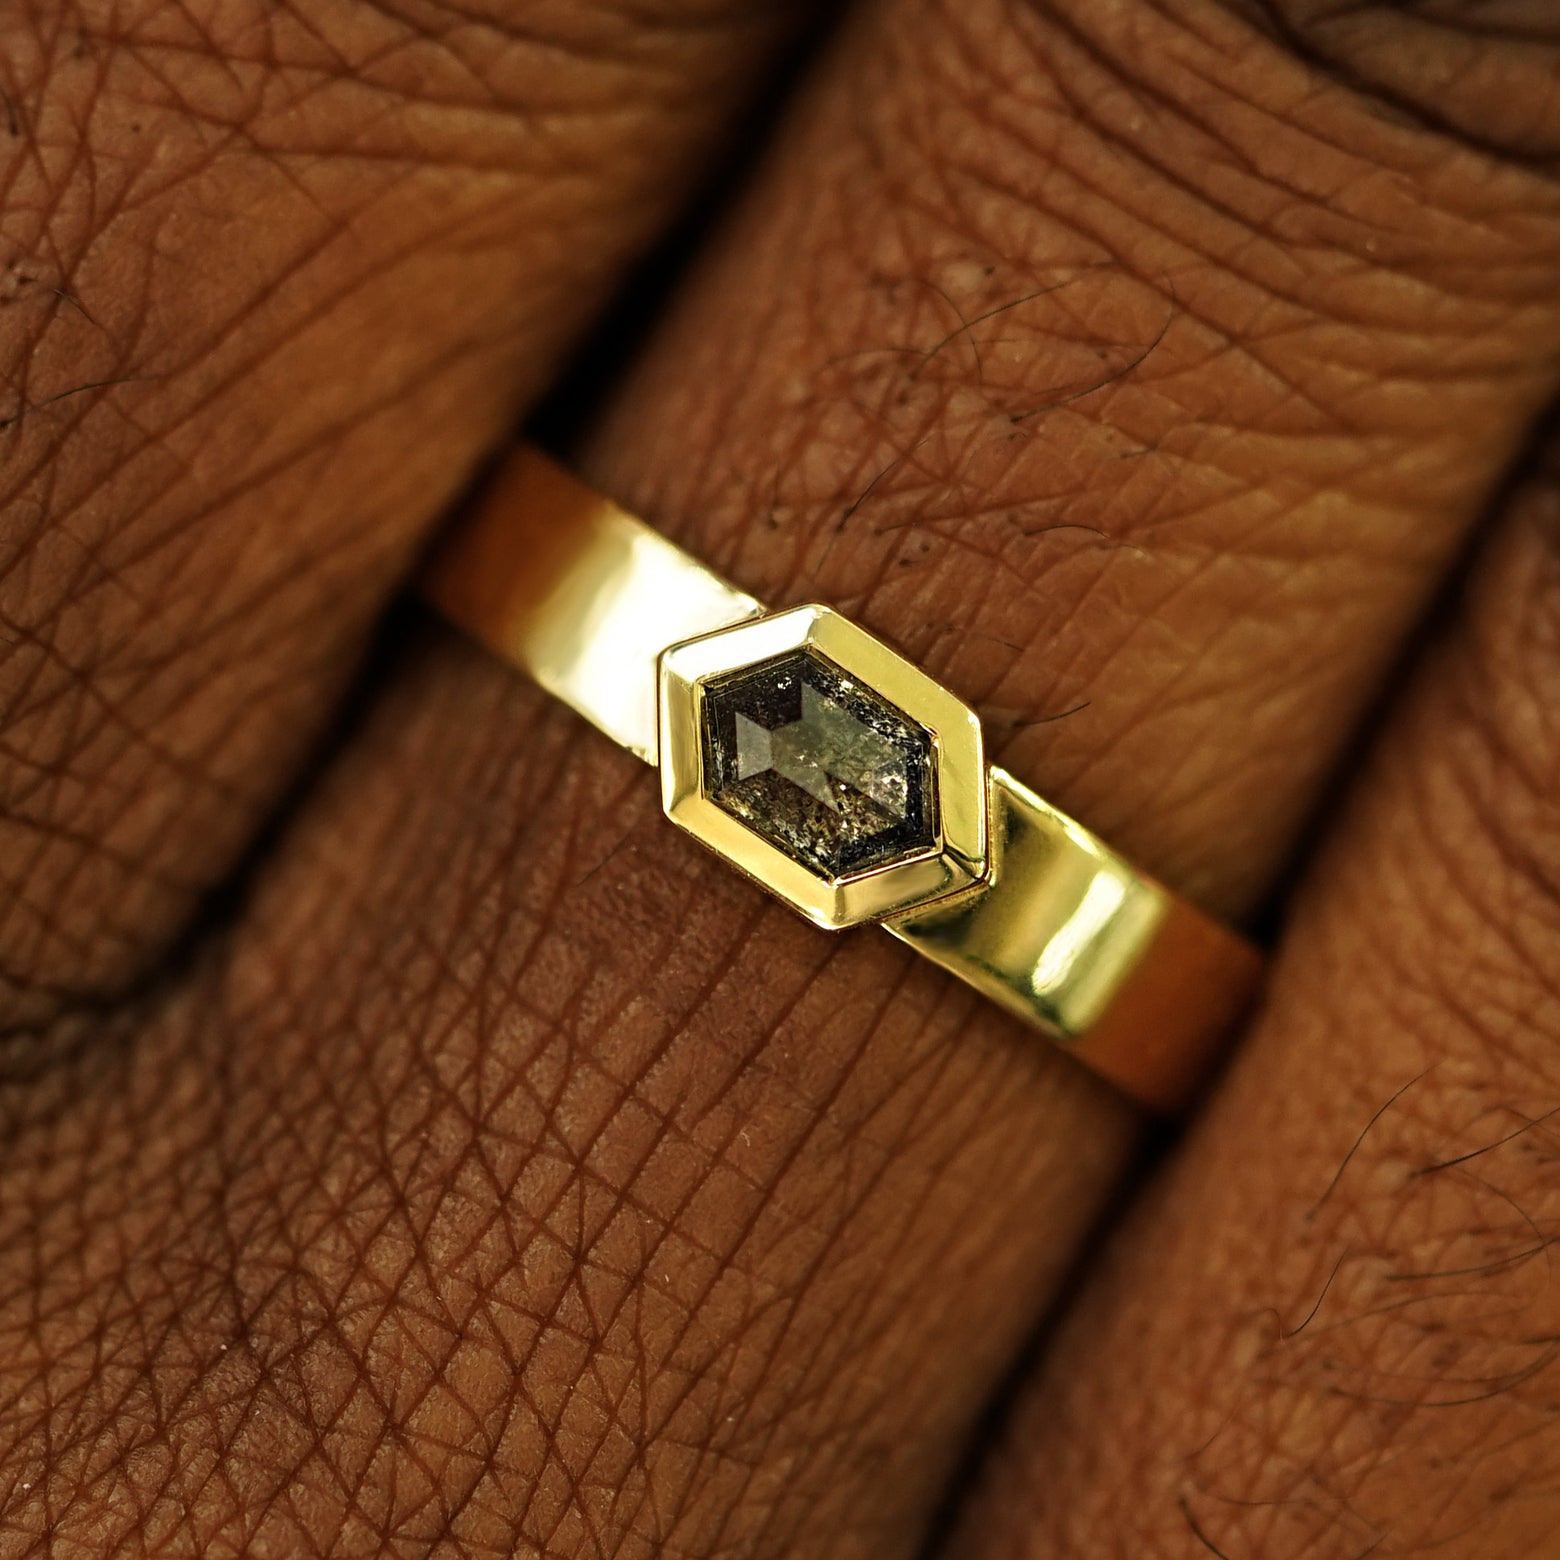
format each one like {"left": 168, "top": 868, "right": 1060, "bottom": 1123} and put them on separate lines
{"left": 700, "top": 648, "right": 938, "bottom": 879}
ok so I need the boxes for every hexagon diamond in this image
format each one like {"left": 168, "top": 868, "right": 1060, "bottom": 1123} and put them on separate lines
{"left": 700, "top": 648, "right": 937, "bottom": 879}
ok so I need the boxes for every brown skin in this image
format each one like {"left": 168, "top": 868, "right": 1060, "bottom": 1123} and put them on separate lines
{"left": 2, "top": 1, "right": 1559, "bottom": 1556}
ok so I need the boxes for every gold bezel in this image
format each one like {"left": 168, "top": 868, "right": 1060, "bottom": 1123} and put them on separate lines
{"left": 658, "top": 606, "right": 987, "bottom": 930}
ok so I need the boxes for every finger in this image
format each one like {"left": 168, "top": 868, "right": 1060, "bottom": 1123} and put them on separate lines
{"left": 0, "top": 0, "right": 799, "bottom": 1023}
{"left": 945, "top": 441, "right": 1560, "bottom": 1558}
{"left": 8, "top": 2, "right": 1560, "bottom": 1557}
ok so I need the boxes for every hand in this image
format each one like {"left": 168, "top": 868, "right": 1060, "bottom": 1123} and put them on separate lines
{"left": 3, "top": 2, "right": 1559, "bottom": 1555}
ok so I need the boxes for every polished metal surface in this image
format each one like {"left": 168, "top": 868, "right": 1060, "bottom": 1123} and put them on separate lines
{"left": 887, "top": 768, "right": 1258, "bottom": 1112}
{"left": 423, "top": 449, "right": 761, "bottom": 762}
{"left": 887, "top": 768, "right": 1167, "bottom": 1040}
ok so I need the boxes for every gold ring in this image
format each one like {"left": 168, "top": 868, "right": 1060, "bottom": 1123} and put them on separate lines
{"left": 421, "top": 446, "right": 1262, "bottom": 1112}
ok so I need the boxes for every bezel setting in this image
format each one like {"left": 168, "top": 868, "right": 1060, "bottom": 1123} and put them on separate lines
{"left": 658, "top": 606, "right": 987, "bottom": 929}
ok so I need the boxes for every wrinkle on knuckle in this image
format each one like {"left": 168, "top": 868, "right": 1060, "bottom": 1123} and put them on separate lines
{"left": 1220, "top": 0, "right": 1560, "bottom": 165}
{"left": 941, "top": 0, "right": 1560, "bottom": 393}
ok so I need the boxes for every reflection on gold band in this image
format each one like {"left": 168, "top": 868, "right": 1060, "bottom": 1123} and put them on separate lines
{"left": 423, "top": 446, "right": 1262, "bottom": 1113}
{"left": 423, "top": 452, "right": 761, "bottom": 763}
{"left": 887, "top": 768, "right": 1258, "bottom": 1113}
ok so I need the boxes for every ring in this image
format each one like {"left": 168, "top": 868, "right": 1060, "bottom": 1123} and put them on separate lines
{"left": 422, "top": 446, "right": 1262, "bottom": 1112}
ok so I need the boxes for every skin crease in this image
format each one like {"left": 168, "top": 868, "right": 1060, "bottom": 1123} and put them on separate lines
{"left": 1, "top": 2, "right": 1559, "bottom": 1559}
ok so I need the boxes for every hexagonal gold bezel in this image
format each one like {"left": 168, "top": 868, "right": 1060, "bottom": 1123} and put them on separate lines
{"left": 658, "top": 606, "right": 986, "bottom": 930}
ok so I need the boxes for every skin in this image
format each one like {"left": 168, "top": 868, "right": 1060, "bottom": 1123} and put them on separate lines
{"left": 1, "top": 0, "right": 1558, "bottom": 1555}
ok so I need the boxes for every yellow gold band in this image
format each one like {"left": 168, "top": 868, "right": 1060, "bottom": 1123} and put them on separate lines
{"left": 422, "top": 446, "right": 1261, "bottom": 1112}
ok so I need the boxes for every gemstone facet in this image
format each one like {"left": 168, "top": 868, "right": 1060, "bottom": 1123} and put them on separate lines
{"left": 700, "top": 648, "right": 937, "bottom": 878}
